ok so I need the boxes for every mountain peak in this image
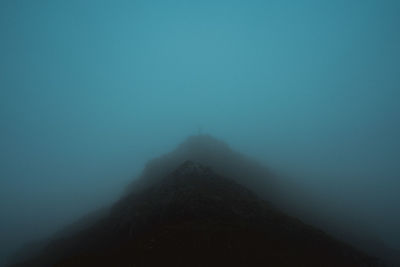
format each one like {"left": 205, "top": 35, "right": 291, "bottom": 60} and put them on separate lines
{"left": 12, "top": 158, "right": 379, "bottom": 266}
{"left": 10, "top": 136, "right": 383, "bottom": 267}
{"left": 131, "top": 135, "right": 274, "bottom": 198}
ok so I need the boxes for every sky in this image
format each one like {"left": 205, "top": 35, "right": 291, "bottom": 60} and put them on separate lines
{"left": 1, "top": 0, "right": 400, "bottom": 265}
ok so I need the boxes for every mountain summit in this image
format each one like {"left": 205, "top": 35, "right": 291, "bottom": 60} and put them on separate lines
{"left": 128, "top": 135, "right": 277, "bottom": 199}
{"left": 11, "top": 136, "right": 381, "bottom": 266}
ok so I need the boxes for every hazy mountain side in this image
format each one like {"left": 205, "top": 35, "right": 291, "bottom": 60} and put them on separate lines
{"left": 6, "top": 207, "right": 110, "bottom": 266}
{"left": 262, "top": 171, "right": 400, "bottom": 267}
{"left": 11, "top": 161, "right": 380, "bottom": 267}
{"left": 53, "top": 207, "right": 111, "bottom": 239}
{"left": 124, "top": 136, "right": 387, "bottom": 251}
{"left": 9, "top": 135, "right": 396, "bottom": 266}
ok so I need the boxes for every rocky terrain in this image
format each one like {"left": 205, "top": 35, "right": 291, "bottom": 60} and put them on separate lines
{"left": 10, "top": 135, "right": 386, "bottom": 266}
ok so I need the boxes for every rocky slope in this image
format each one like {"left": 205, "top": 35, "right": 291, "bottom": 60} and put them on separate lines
{"left": 11, "top": 157, "right": 381, "bottom": 266}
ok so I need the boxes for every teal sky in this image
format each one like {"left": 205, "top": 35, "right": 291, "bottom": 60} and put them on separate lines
{"left": 1, "top": 0, "right": 400, "bottom": 264}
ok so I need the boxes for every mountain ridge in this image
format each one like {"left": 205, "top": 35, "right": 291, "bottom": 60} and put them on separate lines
{"left": 9, "top": 136, "right": 387, "bottom": 266}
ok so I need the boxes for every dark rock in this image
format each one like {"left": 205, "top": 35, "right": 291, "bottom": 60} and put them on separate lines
{"left": 11, "top": 158, "right": 381, "bottom": 266}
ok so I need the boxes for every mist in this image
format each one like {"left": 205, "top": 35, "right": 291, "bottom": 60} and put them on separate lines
{"left": 1, "top": 0, "right": 399, "bottom": 265}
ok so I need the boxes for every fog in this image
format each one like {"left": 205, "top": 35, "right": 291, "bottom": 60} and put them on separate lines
{"left": 1, "top": 0, "right": 399, "bottom": 265}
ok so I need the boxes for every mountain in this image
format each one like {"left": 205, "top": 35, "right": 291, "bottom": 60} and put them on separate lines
{"left": 126, "top": 135, "right": 277, "bottom": 198}
{"left": 10, "top": 135, "right": 384, "bottom": 266}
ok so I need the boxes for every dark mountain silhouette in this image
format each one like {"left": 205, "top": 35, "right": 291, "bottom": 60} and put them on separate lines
{"left": 126, "top": 135, "right": 277, "bottom": 198}
{"left": 10, "top": 135, "right": 386, "bottom": 266}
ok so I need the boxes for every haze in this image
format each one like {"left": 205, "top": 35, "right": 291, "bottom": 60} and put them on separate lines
{"left": 1, "top": 0, "right": 399, "bottom": 265}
